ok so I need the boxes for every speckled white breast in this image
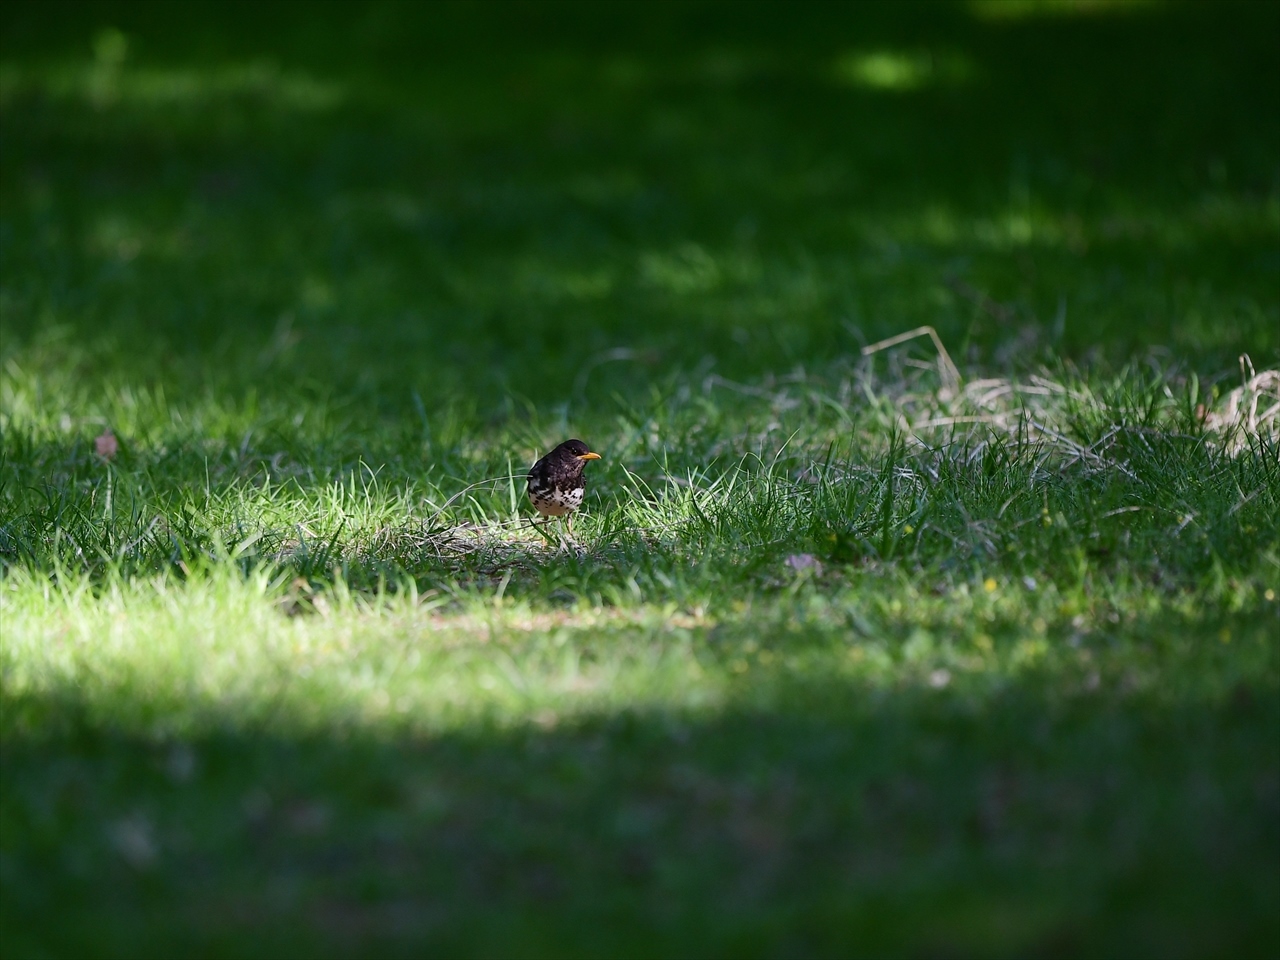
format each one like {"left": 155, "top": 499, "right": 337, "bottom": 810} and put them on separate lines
{"left": 528, "top": 485, "right": 583, "bottom": 517}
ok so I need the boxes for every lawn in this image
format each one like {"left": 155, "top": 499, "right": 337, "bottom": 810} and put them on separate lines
{"left": 1, "top": 1, "right": 1278, "bottom": 956}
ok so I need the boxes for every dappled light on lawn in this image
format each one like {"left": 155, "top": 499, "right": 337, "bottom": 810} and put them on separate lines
{"left": 1, "top": 0, "right": 1277, "bottom": 954}
{"left": 0, "top": 28, "right": 346, "bottom": 114}
{"left": 831, "top": 49, "right": 975, "bottom": 92}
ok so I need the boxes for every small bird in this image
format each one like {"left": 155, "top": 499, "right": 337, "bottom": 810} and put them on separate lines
{"left": 527, "top": 439, "right": 601, "bottom": 532}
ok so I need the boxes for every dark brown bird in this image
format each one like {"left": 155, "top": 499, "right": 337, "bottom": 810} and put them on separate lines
{"left": 527, "top": 439, "right": 601, "bottom": 529}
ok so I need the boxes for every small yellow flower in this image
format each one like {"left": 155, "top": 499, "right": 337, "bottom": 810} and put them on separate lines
{"left": 903, "top": 525, "right": 914, "bottom": 534}
{"left": 984, "top": 578, "right": 997, "bottom": 593}
{"left": 1265, "top": 589, "right": 1276, "bottom": 602}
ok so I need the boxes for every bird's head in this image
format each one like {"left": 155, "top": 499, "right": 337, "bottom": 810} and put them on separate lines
{"left": 556, "top": 439, "right": 601, "bottom": 463}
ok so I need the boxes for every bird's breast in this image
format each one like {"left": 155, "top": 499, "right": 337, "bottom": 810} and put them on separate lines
{"left": 528, "top": 483, "right": 584, "bottom": 517}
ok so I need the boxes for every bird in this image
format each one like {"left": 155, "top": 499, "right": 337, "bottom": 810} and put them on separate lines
{"left": 527, "top": 439, "right": 601, "bottom": 534}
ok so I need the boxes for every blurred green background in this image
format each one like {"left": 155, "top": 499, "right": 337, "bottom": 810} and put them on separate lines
{"left": 2, "top": 0, "right": 1276, "bottom": 418}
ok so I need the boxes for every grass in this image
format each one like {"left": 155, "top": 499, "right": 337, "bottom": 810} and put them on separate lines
{"left": 2, "top": 1, "right": 1279, "bottom": 956}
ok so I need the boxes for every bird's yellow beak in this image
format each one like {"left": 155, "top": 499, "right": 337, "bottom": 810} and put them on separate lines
{"left": 577, "top": 452, "right": 601, "bottom": 460}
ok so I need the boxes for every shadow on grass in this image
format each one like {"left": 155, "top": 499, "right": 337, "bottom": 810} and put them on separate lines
{"left": 4, "top": 614, "right": 1277, "bottom": 958}
{"left": 1, "top": 0, "right": 1277, "bottom": 409}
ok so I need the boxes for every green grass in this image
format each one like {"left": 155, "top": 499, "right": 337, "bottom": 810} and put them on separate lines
{"left": 2, "top": 1, "right": 1279, "bottom": 956}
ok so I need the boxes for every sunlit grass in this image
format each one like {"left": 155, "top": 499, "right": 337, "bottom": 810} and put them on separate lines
{"left": 4, "top": 350, "right": 1277, "bottom": 954}
{"left": 3, "top": 544, "right": 1272, "bottom": 739}
{"left": 2, "top": 0, "right": 1279, "bottom": 955}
